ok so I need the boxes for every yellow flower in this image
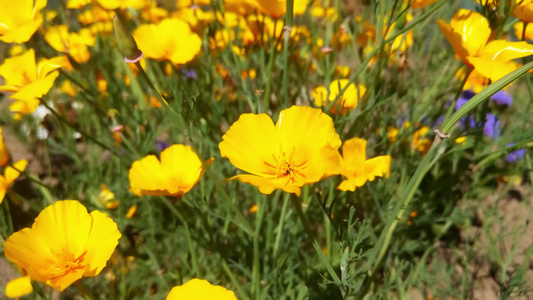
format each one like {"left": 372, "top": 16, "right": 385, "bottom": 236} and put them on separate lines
{"left": 457, "top": 68, "right": 490, "bottom": 93}
{"left": 0, "top": 49, "right": 66, "bottom": 119}
{"left": 312, "top": 79, "right": 367, "bottom": 114}
{"left": 0, "top": 160, "right": 27, "bottom": 204}
{"left": 224, "top": 0, "right": 256, "bottom": 15}
{"left": 514, "top": 21, "right": 533, "bottom": 41}
{"left": 133, "top": 18, "right": 202, "bottom": 65}
{"left": 167, "top": 278, "right": 237, "bottom": 300}
{"left": 0, "top": 127, "right": 10, "bottom": 167}
{"left": 337, "top": 138, "right": 391, "bottom": 191}
{"left": 5, "top": 275, "right": 33, "bottom": 298}
{"left": 125, "top": 204, "right": 137, "bottom": 218}
{"left": 438, "top": 9, "right": 533, "bottom": 82}
{"left": 513, "top": 0, "right": 533, "bottom": 23}
{"left": 250, "top": 0, "right": 308, "bottom": 18}
{"left": 128, "top": 144, "right": 213, "bottom": 197}
{"left": 219, "top": 106, "right": 342, "bottom": 196}
{"left": 413, "top": 126, "right": 431, "bottom": 153}
{"left": 44, "top": 26, "right": 96, "bottom": 64}
{"left": 94, "top": 0, "right": 146, "bottom": 10}
{"left": 408, "top": 0, "right": 437, "bottom": 8}
{"left": 4, "top": 200, "right": 121, "bottom": 291}
{"left": 99, "top": 184, "right": 119, "bottom": 209}
{"left": 66, "top": 0, "right": 90, "bottom": 9}
{"left": 0, "top": 0, "right": 46, "bottom": 43}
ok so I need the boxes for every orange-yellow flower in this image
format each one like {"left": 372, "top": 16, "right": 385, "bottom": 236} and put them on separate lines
{"left": 0, "top": 127, "right": 9, "bottom": 167}
{"left": 44, "top": 26, "right": 96, "bottom": 64}
{"left": 0, "top": 49, "right": 66, "bottom": 120}
{"left": 513, "top": 0, "right": 533, "bottom": 23}
{"left": 0, "top": 160, "right": 28, "bottom": 204}
{"left": 5, "top": 275, "right": 33, "bottom": 298}
{"left": 337, "top": 138, "right": 391, "bottom": 191}
{"left": 408, "top": 0, "right": 437, "bottom": 8}
{"left": 167, "top": 278, "right": 237, "bottom": 300}
{"left": 4, "top": 200, "right": 121, "bottom": 292}
{"left": 438, "top": 9, "right": 533, "bottom": 82}
{"left": 514, "top": 21, "right": 533, "bottom": 41}
{"left": 0, "top": 0, "right": 46, "bottom": 43}
{"left": 312, "top": 79, "right": 367, "bottom": 114}
{"left": 250, "top": 0, "right": 308, "bottom": 18}
{"left": 128, "top": 144, "right": 213, "bottom": 197}
{"left": 219, "top": 106, "right": 342, "bottom": 196}
{"left": 133, "top": 18, "right": 202, "bottom": 65}
{"left": 413, "top": 126, "right": 431, "bottom": 153}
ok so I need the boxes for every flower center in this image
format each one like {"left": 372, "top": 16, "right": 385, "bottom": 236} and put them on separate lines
{"left": 45, "top": 249, "right": 87, "bottom": 280}
{"left": 263, "top": 146, "right": 308, "bottom": 185}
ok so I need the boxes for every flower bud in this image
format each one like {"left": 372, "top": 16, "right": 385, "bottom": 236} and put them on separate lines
{"left": 113, "top": 15, "right": 143, "bottom": 63}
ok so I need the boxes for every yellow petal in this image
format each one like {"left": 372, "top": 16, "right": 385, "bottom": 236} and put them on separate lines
{"left": 10, "top": 71, "right": 60, "bottom": 101}
{"left": 448, "top": 9, "right": 490, "bottom": 57}
{"left": 439, "top": 9, "right": 491, "bottom": 64}
{"left": 0, "top": 49, "right": 37, "bottom": 86}
{"left": 276, "top": 105, "right": 341, "bottom": 152}
{"left": 31, "top": 201, "right": 93, "bottom": 261}
{"left": 341, "top": 137, "right": 367, "bottom": 167}
{"left": 0, "top": 127, "right": 10, "bottom": 167}
{"left": 311, "top": 86, "right": 328, "bottom": 107}
{"left": 4, "top": 159, "right": 28, "bottom": 186}
{"left": 480, "top": 40, "right": 533, "bottom": 62}
{"left": 231, "top": 174, "right": 301, "bottom": 196}
{"left": 468, "top": 57, "right": 518, "bottom": 83}
{"left": 219, "top": 113, "right": 279, "bottom": 176}
{"left": 160, "top": 144, "right": 207, "bottom": 196}
{"left": 128, "top": 155, "right": 172, "bottom": 196}
{"left": 82, "top": 210, "right": 121, "bottom": 277}
{"left": 438, "top": 20, "right": 470, "bottom": 64}
{"left": 337, "top": 178, "right": 366, "bottom": 191}
{"left": 166, "top": 278, "right": 237, "bottom": 300}
{"left": 133, "top": 18, "right": 202, "bottom": 65}
{"left": 5, "top": 276, "right": 33, "bottom": 298}
{"left": 363, "top": 155, "right": 391, "bottom": 181}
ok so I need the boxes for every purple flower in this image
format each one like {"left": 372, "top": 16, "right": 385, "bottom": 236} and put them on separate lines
{"left": 455, "top": 90, "right": 475, "bottom": 111}
{"left": 484, "top": 113, "right": 500, "bottom": 139}
{"left": 491, "top": 90, "right": 512, "bottom": 106}
{"left": 181, "top": 69, "right": 197, "bottom": 79}
{"left": 156, "top": 140, "right": 170, "bottom": 152}
{"left": 506, "top": 143, "right": 526, "bottom": 162}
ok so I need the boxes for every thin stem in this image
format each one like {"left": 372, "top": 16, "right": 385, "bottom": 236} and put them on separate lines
{"left": 281, "top": 0, "right": 294, "bottom": 109}
{"left": 160, "top": 197, "right": 200, "bottom": 277}
{"left": 134, "top": 61, "right": 169, "bottom": 109}
{"left": 252, "top": 197, "right": 265, "bottom": 300}
{"left": 290, "top": 195, "right": 344, "bottom": 297}
{"left": 40, "top": 101, "right": 120, "bottom": 158}
{"left": 273, "top": 193, "right": 289, "bottom": 255}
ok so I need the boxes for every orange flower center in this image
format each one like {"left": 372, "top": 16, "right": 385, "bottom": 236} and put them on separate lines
{"left": 263, "top": 146, "right": 308, "bottom": 185}
{"left": 45, "top": 249, "right": 87, "bottom": 280}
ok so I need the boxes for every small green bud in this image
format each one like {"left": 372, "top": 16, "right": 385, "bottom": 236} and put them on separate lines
{"left": 113, "top": 15, "right": 143, "bottom": 63}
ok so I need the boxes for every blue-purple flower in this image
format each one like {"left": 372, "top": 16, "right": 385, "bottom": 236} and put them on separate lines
{"left": 506, "top": 143, "right": 526, "bottom": 162}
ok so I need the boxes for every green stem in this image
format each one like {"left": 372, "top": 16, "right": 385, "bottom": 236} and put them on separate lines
{"left": 160, "top": 197, "right": 200, "bottom": 277}
{"left": 1, "top": 198, "right": 14, "bottom": 237}
{"left": 134, "top": 61, "right": 169, "bottom": 109}
{"left": 262, "top": 40, "right": 277, "bottom": 112}
{"left": 40, "top": 101, "right": 120, "bottom": 159}
{"left": 280, "top": 0, "right": 293, "bottom": 109}
{"left": 273, "top": 193, "right": 289, "bottom": 255}
{"left": 252, "top": 197, "right": 265, "bottom": 300}
{"left": 290, "top": 195, "right": 344, "bottom": 297}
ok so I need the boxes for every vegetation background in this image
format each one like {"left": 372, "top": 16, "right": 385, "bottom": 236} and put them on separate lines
{"left": 1, "top": 0, "right": 533, "bottom": 299}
